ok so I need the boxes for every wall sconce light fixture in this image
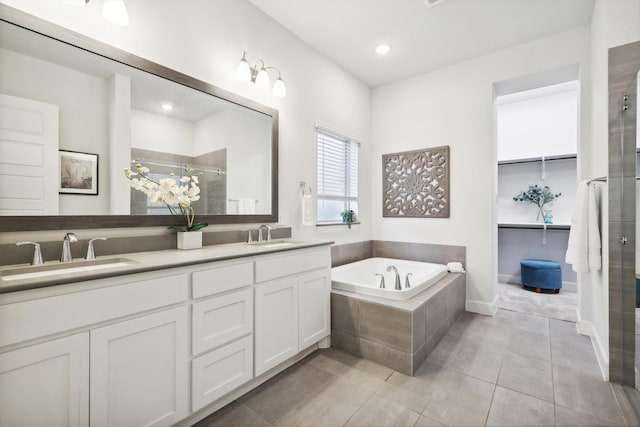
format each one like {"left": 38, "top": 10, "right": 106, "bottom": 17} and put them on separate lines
{"left": 66, "top": 0, "right": 129, "bottom": 27}
{"left": 236, "top": 52, "right": 286, "bottom": 98}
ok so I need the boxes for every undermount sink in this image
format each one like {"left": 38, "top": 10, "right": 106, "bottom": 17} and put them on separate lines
{"left": 248, "top": 239, "right": 303, "bottom": 249}
{"left": 0, "top": 258, "right": 136, "bottom": 281}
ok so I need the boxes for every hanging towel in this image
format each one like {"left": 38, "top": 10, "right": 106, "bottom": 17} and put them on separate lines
{"left": 566, "top": 181, "right": 601, "bottom": 273}
{"left": 238, "top": 199, "right": 256, "bottom": 214}
{"left": 301, "top": 191, "right": 313, "bottom": 226}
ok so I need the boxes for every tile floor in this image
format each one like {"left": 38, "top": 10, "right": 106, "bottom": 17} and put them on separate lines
{"left": 496, "top": 282, "right": 577, "bottom": 322}
{"left": 196, "top": 308, "right": 634, "bottom": 427}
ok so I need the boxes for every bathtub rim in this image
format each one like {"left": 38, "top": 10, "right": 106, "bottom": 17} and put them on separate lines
{"left": 331, "top": 270, "right": 465, "bottom": 312}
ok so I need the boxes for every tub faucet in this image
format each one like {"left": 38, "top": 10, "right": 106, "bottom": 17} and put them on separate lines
{"left": 405, "top": 273, "right": 413, "bottom": 289}
{"left": 375, "top": 273, "right": 385, "bottom": 289}
{"left": 386, "top": 265, "right": 402, "bottom": 290}
{"left": 60, "top": 232, "right": 78, "bottom": 263}
{"left": 258, "top": 224, "right": 273, "bottom": 242}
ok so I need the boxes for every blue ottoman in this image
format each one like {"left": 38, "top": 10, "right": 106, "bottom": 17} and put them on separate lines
{"left": 520, "top": 259, "right": 562, "bottom": 294}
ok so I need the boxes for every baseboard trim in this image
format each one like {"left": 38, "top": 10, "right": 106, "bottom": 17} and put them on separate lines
{"left": 575, "top": 308, "right": 593, "bottom": 336}
{"left": 575, "top": 308, "right": 608, "bottom": 380}
{"left": 466, "top": 295, "right": 498, "bottom": 316}
{"left": 498, "top": 274, "right": 577, "bottom": 292}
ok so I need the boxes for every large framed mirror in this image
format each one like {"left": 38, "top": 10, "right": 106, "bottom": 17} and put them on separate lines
{"left": 0, "top": 5, "right": 278, "bottom": 232}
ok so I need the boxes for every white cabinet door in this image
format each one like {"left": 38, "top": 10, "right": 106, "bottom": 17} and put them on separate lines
{"left": 254, "top": 277, "right": 298, "bottom": 376}
{"left": 0, "top": 332, "right": 89, "bottom": 427}
{"left": 192, "top": 335, "right": 253, "bottom": 412}
{"left": 90, "top": 307, "right": 188, "bottom": 427}
{"left": 298, "top": 269, "right": 331, "bottom": 350}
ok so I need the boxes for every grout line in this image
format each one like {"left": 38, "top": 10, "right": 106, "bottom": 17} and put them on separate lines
{"left": 484, "top": 383, "right": 498, "bottom": 427}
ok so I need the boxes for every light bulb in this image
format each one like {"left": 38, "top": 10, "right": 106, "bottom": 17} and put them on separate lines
{"left": 236, "top": 58, "right": 252, "bottom": 82}
{"left": 255, "top": 68, "right": 270, "bottom": 89}
{"left": 102, "top": 0, "right": 130, "bottom": 26}
{"left": 272, "top": 77, "right": 286, "bottom": 98}
{"left": 375, "top": 44, "right": 391, "bottom": 55}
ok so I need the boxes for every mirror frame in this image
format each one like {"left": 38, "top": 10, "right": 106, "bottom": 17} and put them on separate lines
{"left": 0, "top": 4, "right": 279, "bottom": 232}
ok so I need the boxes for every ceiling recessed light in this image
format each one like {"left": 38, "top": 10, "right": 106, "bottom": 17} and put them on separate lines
{"left": 375, "top": 44, "right": 391, "bottom": 55}
{"left": 161, "top": 103, "right": 173, "bottom": 113}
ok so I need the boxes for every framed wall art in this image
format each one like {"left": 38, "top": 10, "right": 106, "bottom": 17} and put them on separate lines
{"left": 382, "top": 145, "right": 449, "bottom": 218}
{"left": 59, "top": 150, "right": 99, "bottom": 195}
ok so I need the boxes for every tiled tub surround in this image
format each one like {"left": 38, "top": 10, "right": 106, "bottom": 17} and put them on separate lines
{"left": 1, "top": 227, "right": 292, "bottom": 267}
{"left": 331, "top": 240, "right": 465, "bottom": 268}
{"left": 332, "top": 272, "right": 466, "bottom": 375}
{"left": 330, "top": 241, "right": 466, "bottom": 374}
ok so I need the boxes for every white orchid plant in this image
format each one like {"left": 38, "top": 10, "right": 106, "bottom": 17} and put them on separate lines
{"left": 124, "top": 163, "right": 208, "bottom": 232}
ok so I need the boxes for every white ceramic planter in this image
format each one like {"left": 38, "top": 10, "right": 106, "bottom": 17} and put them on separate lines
{"left": 177, "top": 231, "right": 202, "bottom": 250}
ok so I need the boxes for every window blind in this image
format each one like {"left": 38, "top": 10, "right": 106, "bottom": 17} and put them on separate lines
{"left": 316, "top": 127, "right": 358, "bottom": 222}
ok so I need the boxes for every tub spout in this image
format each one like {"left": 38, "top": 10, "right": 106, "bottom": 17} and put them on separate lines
{"left": 386, "top": 265, "right": 401, "bottom": 290}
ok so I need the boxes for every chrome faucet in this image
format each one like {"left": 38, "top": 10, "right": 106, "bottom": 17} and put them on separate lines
{"left": 244, "top": 229, "right": 253, "bottom": 244}
{"left": 16, "top": 241, "right": 44, "bottom": 265}
{"left": 375, "top": 273, "right": 386, "bottom": 289}
{"left": 405, "top": 273, "right": 413, "bottom": 289}
{"left": 257, "top": 224, "right": 273, "bottom": 242}
{"left": 386, "top": 265, "right": 402, "bottom": 290}
{"left": 60, "top": 232, "right": 78, "bottom": 263}
{"left": 86, "top": 237, "right": 107, "bottom": 260}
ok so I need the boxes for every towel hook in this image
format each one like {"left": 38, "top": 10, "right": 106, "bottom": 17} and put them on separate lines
{"left": 299, "top": 181, "right": 312, "bottom": 195}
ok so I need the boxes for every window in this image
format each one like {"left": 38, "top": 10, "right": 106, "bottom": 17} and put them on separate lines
{"left": 316, "top": 126, "right": 359, "bottom": 224}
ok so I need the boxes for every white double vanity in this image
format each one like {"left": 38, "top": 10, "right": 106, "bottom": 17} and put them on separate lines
{"left": 0, "top": 241, "right": 332, "bottom": 427}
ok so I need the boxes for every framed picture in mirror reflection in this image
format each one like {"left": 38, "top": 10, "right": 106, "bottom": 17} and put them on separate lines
{"left": 59, "top": 150, "right": 99, "bottom": 195}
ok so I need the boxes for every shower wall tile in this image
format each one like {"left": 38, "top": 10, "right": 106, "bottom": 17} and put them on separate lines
{"left": 607, "top": 39, "right": 640, "bottom": 387}
{"left": 609, "top": 42, "right": 640, "bottom": 90}
{"left": 608, "top": 222, "right": 636, "bottom": 269}
{"left": 609, "top": 88, "right": 628, "bottom": 133}
{"left": 607, "top": 133, "right": 633, "bottom": 179}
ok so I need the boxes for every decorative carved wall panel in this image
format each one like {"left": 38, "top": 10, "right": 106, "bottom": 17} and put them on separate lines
{"left": 382, "top": 146, "right": 450, "bottom": 218}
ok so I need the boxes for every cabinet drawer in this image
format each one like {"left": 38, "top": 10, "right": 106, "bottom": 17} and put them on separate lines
{"left": 192, "top": 262, "right": 253, "bottom": 299}
{"left": 192, "top": 289, "right": 252, "bottom": 355}
{"left": 255, "top": 248, "right": 330, "bottom": 283}
{"left": 0, "top": 274, "right": 188, "bottom": 348}
{"left": 191, "top": 335, "right": 253, "bottom": 412}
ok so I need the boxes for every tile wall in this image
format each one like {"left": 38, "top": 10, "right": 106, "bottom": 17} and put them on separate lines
{"left": 608, "top": 40, "right": 640, "bottom": 385}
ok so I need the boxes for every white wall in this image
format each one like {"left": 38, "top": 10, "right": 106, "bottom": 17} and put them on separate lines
{"left": 130, "top": 109, "right": 194, "bottom": 156}
{"left": 0, "top": 0, "right": 372, "bottom": 245}
{"left": 0, "top": 47, "right": 110, "bottom": 215}
{"left": 585, "top": 0, "right": 640, "bottom": 379}
{"left": 371, "top": 26, "right": 592, "bottom": 315}
{"left": 193, "top": 110, "right": 272, "bottom": 214}
{"left": 497, "top": 160, "right": 577, "bottom": 225}
{"left": 497, "top": 82, "right": 578, "bottom": 161}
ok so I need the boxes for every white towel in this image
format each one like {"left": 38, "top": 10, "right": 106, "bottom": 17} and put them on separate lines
{"left": 238, "top": 199, "right": 256, "bottom": 214}
{"left": 566, "top": 181, "right": 601, "bottom": 273}
{"left": 301, "top": 192, "right": 313, "bottom": 226}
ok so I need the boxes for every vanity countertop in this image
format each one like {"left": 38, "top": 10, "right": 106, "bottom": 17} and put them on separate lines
{"left": 0, "top": 239, "right": 333, "bottom": 294}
